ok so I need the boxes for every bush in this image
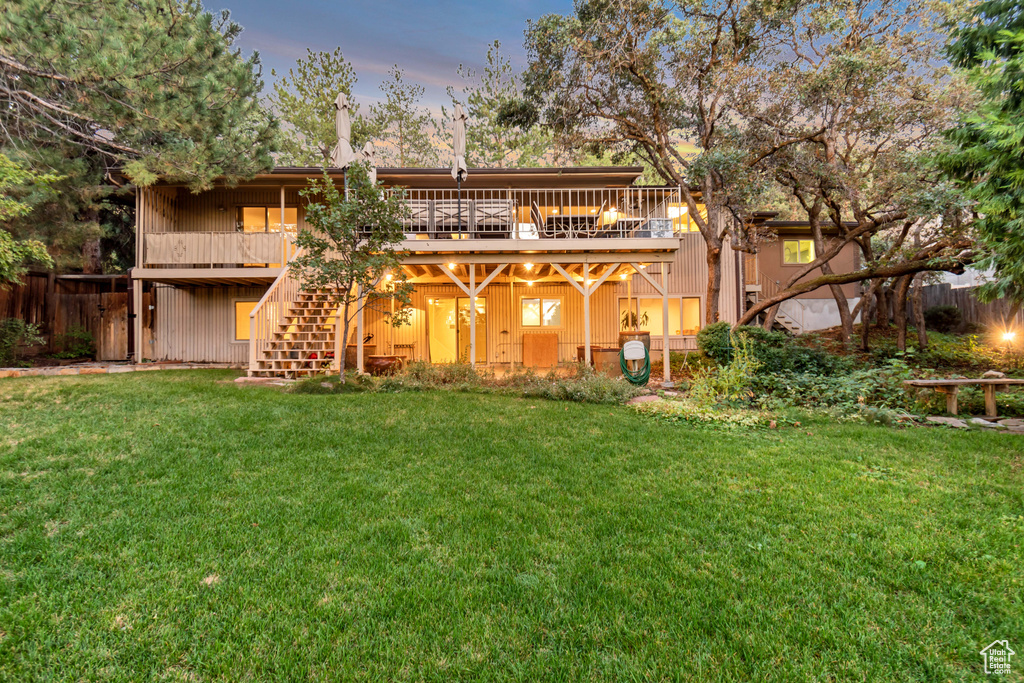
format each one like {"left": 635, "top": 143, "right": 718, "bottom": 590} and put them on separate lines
{"left": 697, "top": 321, "right": 847, "bottom": 376}
{"left": 924, "top": 305, "right": 962, "bottom": 333}
{"left": 52, "top": 326, "right": 94, "bottom": 359}
{"left": 0, "top": 318, "right": 44, "bottom": 366}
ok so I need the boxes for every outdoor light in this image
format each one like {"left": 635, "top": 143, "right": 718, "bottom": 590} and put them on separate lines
{"left": 1004, "top": 331, "right": 1017, "bottom": 342}
{"left": 524, "top": 262, "right": 534, "bottom": 271}
{"left": 447, "top": 262, "right": 456, "bottom": 270}
{"left": 620, "top": 273, "right": 628, "bottom": 280}
{"left": 528, "top": 281, "right": 534, "bottom": 287}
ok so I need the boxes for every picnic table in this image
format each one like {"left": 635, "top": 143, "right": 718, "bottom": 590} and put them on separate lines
{"left": 904, "top": 378, "right": 1024, "bottom": 417}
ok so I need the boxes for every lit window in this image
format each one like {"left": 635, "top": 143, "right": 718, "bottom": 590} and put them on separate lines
{"left": 783, "top": 239, "right": 815, "bottom": 264}
{"left": 619, "top": 297, "right": 702, "bottom": 335}
{"left": 238, "top": 207, "right": 299, "bottom": 236}
{"left": 234, "top": 301, "right": 258, "bottom": 340}
{"left": 522, "top": 298, "right": 562, "bottom": 327}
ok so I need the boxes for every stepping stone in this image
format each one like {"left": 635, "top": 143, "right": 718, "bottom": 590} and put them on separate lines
{"left": 970, "top": 417, "right": 1006, "bottom": 429}
{"left": 998, "top": 418, "right": 1024, "bottom": 428}
{"left": 627, "top": 395, "right": 662, "bottom": 405}
{"left": 925, "top": 416, "right": 968, "bottom": 428}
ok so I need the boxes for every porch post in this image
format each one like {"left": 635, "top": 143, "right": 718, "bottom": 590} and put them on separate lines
{"left": 509, "top": 273, "right": 515, "bottom": 370}
{"left": 356, "top": 284, "right": 364, "bottom": 373}
{"left": 133, "top": 277, "right": 144, "bottom": 364}
{"left": 662, "top": 267, "right": 671, "bottom": 383}
{"left": 280, "top": 185, "right": 287, "bottom": 264}
{"left": 583, "top": 265, "right": 591, "bottom": 365}
{"left": 469, "top": 263, "right": 476, "bottom": 367}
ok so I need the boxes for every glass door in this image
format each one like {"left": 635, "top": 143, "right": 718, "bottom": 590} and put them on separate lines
{"left": 428, "top": 297, "right": 486, "bottom": 363}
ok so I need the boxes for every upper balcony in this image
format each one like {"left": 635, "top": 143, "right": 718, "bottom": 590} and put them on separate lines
{"left": 133, "top": 170, "right": 700, "bottom": 283}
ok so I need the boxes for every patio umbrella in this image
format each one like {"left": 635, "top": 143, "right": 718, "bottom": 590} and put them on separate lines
{"left": 451, "top": 104, "right": 468, "bottom": 232}
{"left": 330, "top": 93, "right": 358, "bottom": 188}
{"left": 361, "top": 140, "right": 377, "bottom": 186}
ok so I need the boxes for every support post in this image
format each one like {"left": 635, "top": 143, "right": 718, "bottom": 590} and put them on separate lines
{"left": 584, "top": 265, "right": 591, "bottom": 365}
{"left": 356, "top": 285, "right": 364, "bottom": 374}
{"left": 469, "top": 263, "right": 476, "bottom": 367}
{"left": 662, "top": 267, "right": 671, "bottom": 383}
{"left": 280, "top": 185, "right": 287, "bottom": 264}
{"left": 133, "top": 277, "right": 144, "bottom": 364}
{"left": 509, "top": 273, "right": 515, "bottom": 370}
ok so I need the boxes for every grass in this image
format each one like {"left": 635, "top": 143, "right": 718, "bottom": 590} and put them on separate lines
{"left": 0, "top": 370, "right": 1022, "bottom": 681}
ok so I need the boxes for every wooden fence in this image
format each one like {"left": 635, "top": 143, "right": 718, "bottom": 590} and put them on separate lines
{"left": 921, "top": 283, "right": 1024, "bottom": 329}
{"left": 0, "top": 272, "right": 140, "bottom": 361}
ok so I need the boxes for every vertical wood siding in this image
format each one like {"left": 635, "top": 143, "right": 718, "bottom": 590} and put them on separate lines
{"left": 151, "top": 285, "right": 267, "bottom": 364}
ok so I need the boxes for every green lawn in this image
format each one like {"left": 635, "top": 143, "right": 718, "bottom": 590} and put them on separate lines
{"left": 0, "top": 371, "right": 1021, "bottom": 681}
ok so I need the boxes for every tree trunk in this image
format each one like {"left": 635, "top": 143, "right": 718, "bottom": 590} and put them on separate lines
{"left": 860, "top": 280, "right": 881, "bottom": 351}
{"left": 827, "top": 279, "right": 853, "bottom": 343}
{"left": 81, "top": 238, "right": 102, "bottom": 274}
{"left": 912, "top": 273, "right": 927, "bottom": 350}
{"left": 893, "top": 275, "right": 912, "bottom": 352}
{"left": 763, "top": 303, "right": 779, "bottom": 331}
{"left": 338, "top": 302, "right": 351, "bottom": 376}
{"left": 705, "top": 240, "right": 722, "bottom": 324}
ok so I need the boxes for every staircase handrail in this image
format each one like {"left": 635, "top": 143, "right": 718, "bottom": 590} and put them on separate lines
{"left": 249, "top": 248, "right": 305, "bottom": 374}
{"left": 757, "top": 269, "right": 807, "bottom": 331}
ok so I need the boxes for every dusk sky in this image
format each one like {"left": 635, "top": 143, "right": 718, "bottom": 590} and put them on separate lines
{"left": 223, "top": 0, "right": 572, "bottom": 112}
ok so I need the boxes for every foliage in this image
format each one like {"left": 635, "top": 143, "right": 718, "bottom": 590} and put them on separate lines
{"left": 269, "top": 48, "right": 371, "bottom": 166}
{"left": 0, "top": 153, "right": 54, "bottom": 286}
{"left": 687, "top": 340, "right": 762, "bottom": 406}
{"left": 941, "top": 0, "right": 1024, "bottom": 306}
{"left": 698, "top": 322, "right": 848, "bottom": 376}
{"left": 51, "top": 326, "right": 94, "bottom": 359}
{"left": 751, "top": 358, "right": 919, "bottom": 414}
{"left": 0, "top": 318, "right": 43, "bottom": 365}
{"left": 923, "top": 305, "right": 963, "bottom": 333}
{"left": 368, "top": 67, "right": 438, "bottom": 167}
{"left": 631, "top": 399, "right": 779, "bottom": 429}
{"left": 445, "top": 41, "right": 552, "bottom": 168}
{"left": 620, "top": 309, "right": 649, "bottom": 331}
{"left": 291, "top": 165, "right": 413, "bottom": 372}
{"left": 0, "top": 0, "right": 278, "bottom": 191}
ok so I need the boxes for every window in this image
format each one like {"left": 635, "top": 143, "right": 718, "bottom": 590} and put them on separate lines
{"left": 237, "top": 207, "right": 298, "bottom": 236}
{"left": 783, "top": 239, "right": 815, "bottom": 264}
{"left": 234, "top": 300, "right": 258, "bottom": 341}
{"left": 521, "top": 297, "right": 562, "bottom": 327}
{"left": 619, "top": 297, "right": 702, "bottom": 335}
{"left": 667, "top": 203, "right": 706, "bottom": 233}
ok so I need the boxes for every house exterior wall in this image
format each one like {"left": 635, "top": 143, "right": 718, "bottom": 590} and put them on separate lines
{"left": 756, "top": 235, "right": 861, "bottom": 300}
{"left": 149, "top": 284, "right": 267, "bottom": 364}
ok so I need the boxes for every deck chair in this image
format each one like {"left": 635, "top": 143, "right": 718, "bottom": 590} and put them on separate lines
{"left": 401, "top": 199, "right": 433, "bottom": 235}
{"left": 433, "top": 198, "right": 472, "bottom": 238}
{"left": 473, "top": 199, "right": 514, "bottom": 238}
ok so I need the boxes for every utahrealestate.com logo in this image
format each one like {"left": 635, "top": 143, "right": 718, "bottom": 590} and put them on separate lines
{"left": 981, "top": 640, "right": 1015, "bottom": 675}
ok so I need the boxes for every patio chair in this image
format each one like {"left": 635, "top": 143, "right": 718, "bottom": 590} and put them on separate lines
{"left": 473, "top": 198, "right": 514, "bottom": 238}
{"left": 401, "top": 199, "right": 433, "bottom": 235}
{"left": 534, "top": 200, "right": 568, "bottom": 239}
{"left": 433, "top": 198, "right": 472, "bottom": 238}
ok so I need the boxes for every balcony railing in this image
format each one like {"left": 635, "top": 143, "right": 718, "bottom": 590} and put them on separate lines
{"left": 392, "top": 186, "right": 686, "bottom": 240}
{"left": 143, "top": 231, "right": 295, "bottom": 268}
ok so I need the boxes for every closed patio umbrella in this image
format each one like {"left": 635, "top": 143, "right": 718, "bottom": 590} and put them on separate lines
{"left": 361, "top": 140, "right": 377, "bottom": 186}
{"left": 330, "top": 92, "right": 358, "bottom": 175}
{"left": 451, "top": 104, "right": 468, "bottom": 232}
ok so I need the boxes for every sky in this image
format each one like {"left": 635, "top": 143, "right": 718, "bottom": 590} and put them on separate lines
{"left": 222, "top": 0, "right": 572, "bottom": 112}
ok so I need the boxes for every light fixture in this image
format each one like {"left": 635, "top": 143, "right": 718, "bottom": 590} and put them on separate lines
{"left": 385, "top": 273, "right": 392, "bottom": 281}
{"left": 527, "top": 281, "right": 534, "bottom": 287}
{"left": 639, "top": 264, "right": 647, "bottom": 269}
{"left": 1003, "top": 331, "right": 1016, "bottom": 342}
{"left": 524, "top": 262, "right": 534, "bottom": 271}
{"left": 620, "top": 273, "right": 628, "bottom": 280}
{"left": 551, "top": 208, "right": 559, "bottom": 214}
{"left": 447, "top": 262, "right": 457, "bottom": 270}
{"left": 590, "top": 208, "right": 597, "bottom": 214}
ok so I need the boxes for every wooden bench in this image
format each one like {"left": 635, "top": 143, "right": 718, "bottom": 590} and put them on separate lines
{"left": 903, "top": 378, "right": 1024, "bottom": 417}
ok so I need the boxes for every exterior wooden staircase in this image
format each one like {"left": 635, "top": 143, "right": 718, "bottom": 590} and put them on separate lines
{"left": 744, "top": 266, "right": 804, "bottom": 335}
{"left": 249, "top": 290, "right": 338, "bottom": 378}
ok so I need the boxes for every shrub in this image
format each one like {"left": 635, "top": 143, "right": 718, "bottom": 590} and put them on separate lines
{"left": 0, "top": 318, "right": 44, "bottom": 366}
{"left": 52, "top": 326, "right": 95, "bottom": 359}
{"left": 924, "top": 305, "right": 963, "bottom": 333}
{"left": 697, "top": 321, "right": 847, "bottom": 376}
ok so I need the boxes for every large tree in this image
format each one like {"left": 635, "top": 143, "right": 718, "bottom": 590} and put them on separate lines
{"left": 734, "top": 0, "right": 972, "bottom": 345}
{"left": 368, "top": 67, "right": 438, "bottom": 167}
{"left": 506, "top": 0, "right": 801, "bottom": 324}
{"left": 0, "top": 0, "right": 278, "bottom": 191}
{"left": 269, "top": 48, "right": 371, "bottom": 167}
{"left": 941, "top": 0, "right": 1024, "bottom": 312}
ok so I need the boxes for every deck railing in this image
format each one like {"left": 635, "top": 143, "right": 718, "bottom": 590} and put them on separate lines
{"left": 248, "top": 248, "right": 304, "bottom": 374}
{"left": 391, "top": 186, "right": 687, "bottom": 240}
{"left": 143, "top": 231, "right": 295, "bottom": 268}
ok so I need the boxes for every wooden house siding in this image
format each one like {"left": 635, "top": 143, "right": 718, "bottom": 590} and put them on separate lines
{"left": 150, "top": 285, "right": 266, "bottom": 364}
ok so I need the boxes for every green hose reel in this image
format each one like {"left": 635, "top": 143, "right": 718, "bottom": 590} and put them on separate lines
{"left": 620, "top": 340, "right": 651, "bottom": 386}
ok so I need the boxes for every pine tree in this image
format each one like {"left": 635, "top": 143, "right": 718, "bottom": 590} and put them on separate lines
{"left": 368, "top": 67, "right": 438, "bottom": 167}
{"left": 0, "top": 0, "right": 279, "bottom": 191}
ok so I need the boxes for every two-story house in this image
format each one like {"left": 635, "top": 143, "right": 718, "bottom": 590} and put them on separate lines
{"left": 129, "top": 165, "right": 859, "bottom": 381}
